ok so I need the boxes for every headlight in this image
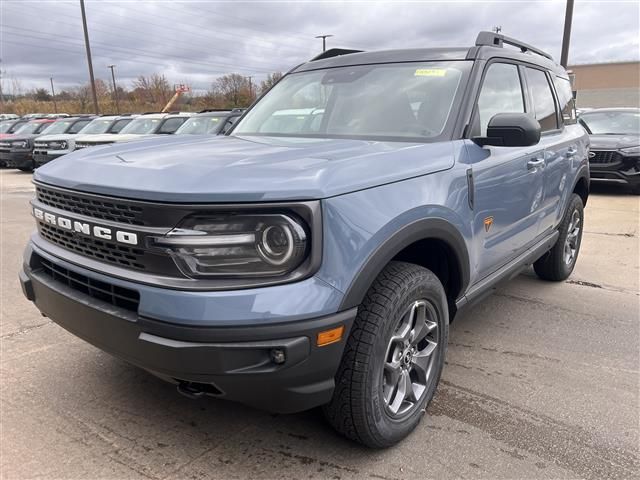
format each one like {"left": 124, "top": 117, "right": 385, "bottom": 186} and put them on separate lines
{"left": 49, "top": 141, "right": 68, "bottom": 150}
{"left": 620, "top": 145, "right": 640, "bottom": 156}
{"left": 10, "top": 140, "right": 29, "bottom": 149}
{"left": 149, "top": 213, "right": 309, "bottom": 278}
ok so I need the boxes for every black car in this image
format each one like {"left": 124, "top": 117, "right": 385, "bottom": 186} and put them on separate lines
{"left": 579, "top": 108, "right": 640, "bottom": 194}
{"left": 174, "top": 109, "right": 245, "bottom": 135}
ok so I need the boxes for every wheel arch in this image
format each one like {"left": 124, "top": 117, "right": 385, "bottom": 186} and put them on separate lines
{"left": 572, "top": 166, "right": 590, "bottom": 207}
{"left": 339, "top": 218, "right": 470, "bottom": 318}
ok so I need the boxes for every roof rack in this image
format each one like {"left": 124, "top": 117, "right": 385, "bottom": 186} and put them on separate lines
{"left": 197, "top": 108, "right": 232, "bottom": 113}
{"left": 310, "top": 48, "right": 364, "bottom": 62}
{"left": 475, "top": 31, "right": 553, "bottom": 61}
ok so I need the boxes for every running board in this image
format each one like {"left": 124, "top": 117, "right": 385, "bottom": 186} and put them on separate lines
{"left": 456, "top": 231, "right": 559, "bottom": 310}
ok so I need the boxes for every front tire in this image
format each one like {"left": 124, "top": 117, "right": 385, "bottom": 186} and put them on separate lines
{"left": 534, "top": 193, "right": 584, "bottom": 281}
{"left": 323, "top": 261, "right": 448, "bottom": 448}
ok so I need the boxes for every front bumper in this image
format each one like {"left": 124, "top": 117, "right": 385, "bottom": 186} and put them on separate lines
{"left": 20, "top": 244, "right": 356, "bottom": 414}
{"left": 589, "top": 156, "right": 640, "bottom": 187}
{"left": 33, "top": 151, "right": 66, "bottom": 167}
{"left": 1, "top": 150, "right": 33, "bottom": 169}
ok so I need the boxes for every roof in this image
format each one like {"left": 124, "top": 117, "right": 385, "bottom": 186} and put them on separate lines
{"left": 293, "top": 31, "right": 566, "bottom": 77}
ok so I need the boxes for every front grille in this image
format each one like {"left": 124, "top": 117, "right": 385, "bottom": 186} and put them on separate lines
{"left": 39, "top": 223, "right": 146, "bottom": 270}
{"left": 36, "top": 185, "right": 145, "bottom": 226}
{"left": 590, "top": 150, "right": 621, "bottom": 164}
{"left": 37, "top": 255, "right": 139, "bottom": 312}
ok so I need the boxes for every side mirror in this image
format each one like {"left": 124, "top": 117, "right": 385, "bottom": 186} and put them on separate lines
{"left": 473, "top": 113, "right": 541, "bottom": 147}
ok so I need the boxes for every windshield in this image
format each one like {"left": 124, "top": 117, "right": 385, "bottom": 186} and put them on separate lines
{"left": 579, "top": 111, "right": 640, "bottom": 135}
{"left": 15, "top": 121, "right": 51, "bottom": 135}
{"left": 0, "top": 121, "right": 13, "bottom": 133}
{"left": 176, "top": 116, "right": 224, "bottom": 134}
{"left": 119, "top": 117, "right": 162, "bottom": 135}
{"left": 80, "top": 118, "right": 115, "bottom": 134}
{"left": 41, "top": 120, "right": 73, "bottom": 135}
{"left": 233, "top": 61, "right": 469, "bottom": 141}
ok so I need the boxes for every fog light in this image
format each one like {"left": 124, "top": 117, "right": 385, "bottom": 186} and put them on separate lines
{"left": 317, "top": 325, "right": 345, "bottom": 347}
{"left": 270, "top": 348, "right": 286, "bottom": 364}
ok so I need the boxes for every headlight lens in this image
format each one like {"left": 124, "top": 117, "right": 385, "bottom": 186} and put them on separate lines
{"left": 620, "top": 145, "right": 640, "bottom": 156}
{"left": 149, "top": 213, "right": 309, "bottom": 278}
{"left": 10, "top": 140, "right": 29, "bottom": 149}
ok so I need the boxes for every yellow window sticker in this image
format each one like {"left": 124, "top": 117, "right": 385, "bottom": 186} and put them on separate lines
{"left": 415, "top": 68, "right": 447, "bottom": 77}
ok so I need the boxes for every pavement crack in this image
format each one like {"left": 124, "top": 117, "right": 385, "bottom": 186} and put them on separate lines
{"left": 430, "top": 381, "right": 640, "bottom": 479}
{"left": 584, "top": 230, "right": 636, "bottom": 238}
{"left": 1, "top": 321, "right": 52, "bottom": 339}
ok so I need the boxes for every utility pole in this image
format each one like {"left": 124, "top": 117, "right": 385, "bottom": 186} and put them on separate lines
{"left": 49, "top": 77, "right": 57, "bottom": 113}
{"left": 0, "top": 59, "right": 4, "bottom": 112}
{"left": 108, "top": 64, "right": 120, "bottom": 114}
{"left": 247, "top": 76, "right": 253, "bottom": 101}
{"left": 315, "top": 34, "right": 333, "bottom": 52}
{"left": 80, "top": 0, "right": 99, "bottom": 114}
{"left": 560, "top": 0, "right": 574, "bottom": 67}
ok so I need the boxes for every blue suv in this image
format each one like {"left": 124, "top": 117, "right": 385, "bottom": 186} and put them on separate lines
{"left": 20, "top": 32, "right": 589, "bottom": 447}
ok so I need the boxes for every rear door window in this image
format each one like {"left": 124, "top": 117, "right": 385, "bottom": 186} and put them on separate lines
{"left": 526, "top": 68, "right": 559, "bottom": 132}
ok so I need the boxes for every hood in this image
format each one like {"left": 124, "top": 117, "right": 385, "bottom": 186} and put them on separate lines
{"left": 35, "top": 133, "right": 76, "bottom": 142}
{"left": 0, "top": 134, "right": 16, "bottom": 140}
{"left": 1, "top": 133, "right": 41, "bottom": 142}
{"left": 76, "top": 133, "right": 155, "bottom": 143}
{"left": 34, "top": 134, "right": 456, "bottom": 202}
{"left": 589, "top": 134, "right": 640, "bottom": 150}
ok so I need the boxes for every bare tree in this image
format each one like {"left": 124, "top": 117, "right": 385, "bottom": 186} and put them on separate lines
{"left": 211, "top": 73, "right": 251, "bottom": 108}
{"left": 260, "top": 72, "right": 283, "bottom": 93}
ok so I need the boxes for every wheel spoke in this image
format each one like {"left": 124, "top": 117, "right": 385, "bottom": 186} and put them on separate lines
{"left": 388, "top": 369, "right": 410, "bottom": 414}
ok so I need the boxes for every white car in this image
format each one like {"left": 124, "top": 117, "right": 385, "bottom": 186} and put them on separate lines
{"left": 74, "top": 112, "right": 193, "bottom": 150}
{"left": 33, "top": 115, "right": 136, "bottom": 167}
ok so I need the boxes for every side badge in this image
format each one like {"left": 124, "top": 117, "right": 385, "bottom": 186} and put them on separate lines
{"left": 484, "top": 216, "right": 494, "bottom": 233}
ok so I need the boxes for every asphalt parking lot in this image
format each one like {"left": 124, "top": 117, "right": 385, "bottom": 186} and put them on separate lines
{"left": 1, "top": 169, "right": 638, "bottom": 479}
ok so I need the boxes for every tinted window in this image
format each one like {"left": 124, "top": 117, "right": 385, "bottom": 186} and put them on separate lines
{"left": 109, "top": 119, "right": 132, "bottom": 133}
{"left": 526, "top": 68, "right": 559, "bottom": 132}
{"left": 553, "top": 76, "right": 576, "bottom": 125}
{"left": 158, "top": 117, "right": 187, "bottom": 134}
{"left": 69, "top": 119, "right": 91, "bottom": 133}
{"left": 477, "top": 63, "right": 524, "bottom": 136}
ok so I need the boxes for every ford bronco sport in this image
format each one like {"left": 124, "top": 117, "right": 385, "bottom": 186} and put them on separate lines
{"left": 21, "top": 32, "right": 589, "bottom": 448}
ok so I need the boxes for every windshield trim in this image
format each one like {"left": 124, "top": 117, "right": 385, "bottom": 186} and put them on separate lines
{"left": 230, "top": 60, "right": 472, "bottom": 144}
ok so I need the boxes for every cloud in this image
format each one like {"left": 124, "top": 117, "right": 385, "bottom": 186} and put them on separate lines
{"left": 1, "top": 0, "right": 638, "bottom": 94}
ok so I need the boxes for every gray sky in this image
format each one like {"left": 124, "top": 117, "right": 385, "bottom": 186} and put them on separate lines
{"left": 1, "top": 0, "right": 638, "bottom": 95}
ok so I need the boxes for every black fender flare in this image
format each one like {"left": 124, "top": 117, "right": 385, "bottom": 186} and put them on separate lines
{"left": 571, "top": 163, "right": 590, "bottom": 205}
{"left": 338, "top": 217, "right": 471, "bottom": 310}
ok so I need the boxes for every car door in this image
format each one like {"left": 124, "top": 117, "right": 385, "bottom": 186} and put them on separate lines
{"left": 466, "top": 62, "right": 546, "bottom": 280}
{"left": 528, "top": 69, "right": 581, "bottom": 235}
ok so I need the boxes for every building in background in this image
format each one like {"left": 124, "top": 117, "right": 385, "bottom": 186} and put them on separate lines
{"left": 568, "top": 61, "right": 639, "bottom": 108}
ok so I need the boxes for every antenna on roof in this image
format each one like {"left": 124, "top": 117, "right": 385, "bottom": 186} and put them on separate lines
{"left": 492, "top": 26, "right": 502, "bottom": 34}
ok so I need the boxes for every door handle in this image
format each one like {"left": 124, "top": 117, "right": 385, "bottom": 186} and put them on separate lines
{"left": 527, "top": 157, "right": 545, "bottom": 170}
{"left": 567, "top": 146, "right": 578, "bottom": 156}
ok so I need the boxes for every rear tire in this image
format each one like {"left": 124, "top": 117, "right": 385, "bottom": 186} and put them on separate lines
{"left": 534, "top": 193, "right": 584, "bottom": 281}
{"left": 323, "top": 261, "right": 448, "bottom": 448}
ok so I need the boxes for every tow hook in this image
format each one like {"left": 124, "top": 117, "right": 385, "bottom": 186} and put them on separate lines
{"left": 176, "top": 382, "right": 207, "bottom": 400}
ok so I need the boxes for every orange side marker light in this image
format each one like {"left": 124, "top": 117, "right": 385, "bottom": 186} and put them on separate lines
{"left": 317, "top": 325, "right": 345, "bottom": 347}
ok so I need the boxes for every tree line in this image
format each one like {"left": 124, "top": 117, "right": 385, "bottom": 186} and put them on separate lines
{"left": 1, "top": 72, "right": 283, "bottom": 115}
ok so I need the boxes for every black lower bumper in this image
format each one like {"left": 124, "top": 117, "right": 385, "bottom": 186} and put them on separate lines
{"left": 33, "top": 152, "right": 63, "bottom": 167}
{"left": 589, "top": 160, "right": 640, "bottom": 188}
{"left": 1, "top": 150, "right": 33, "bottom": 169}
{"left": 20, "top": 263, "right": 356, "bottom": 413}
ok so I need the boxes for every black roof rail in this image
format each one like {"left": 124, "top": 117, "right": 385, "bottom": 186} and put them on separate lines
{"left": 310, "top": 48, "right": 364, "bottom": 62}
{"left": 230, "top": 108, "right": 246, "bottom": 113}
{"left": 197, "top": 108, "right": 232, "bottom": 113}
{"left": 475, "top": 31, "right": 553, "bottom": 61}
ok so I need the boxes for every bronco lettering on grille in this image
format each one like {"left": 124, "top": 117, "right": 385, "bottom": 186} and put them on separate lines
{"left": 32, "top": 207, "right": 138, "bottom": 246}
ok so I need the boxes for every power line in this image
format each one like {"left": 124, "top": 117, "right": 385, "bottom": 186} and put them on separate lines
{"left": 1, "top": 28, "right": 279, "bottom": 74}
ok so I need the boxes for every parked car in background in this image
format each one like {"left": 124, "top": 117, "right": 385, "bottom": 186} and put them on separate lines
{"left": 33, "top": 115, "right": 136, "bottom": 168}
{"left": 23, "top": 32, "right": 589, "bottom": 447}
{"left": 175, "top": 109, "right": 245, "bottom": 135}
{"left": 0, "top": 118, "right": 30, "bottom": 139}
{"left": 579, "top": 108, "right": 640, "bottom": 194}
{"left": 75, "top": 112, "right": 193, "bottom": 149}
{"left": 0, "top": 114, "right": 20, "bottom": 121}
{"left": 0, "top": 119, "right": 56, "bottom": 171}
